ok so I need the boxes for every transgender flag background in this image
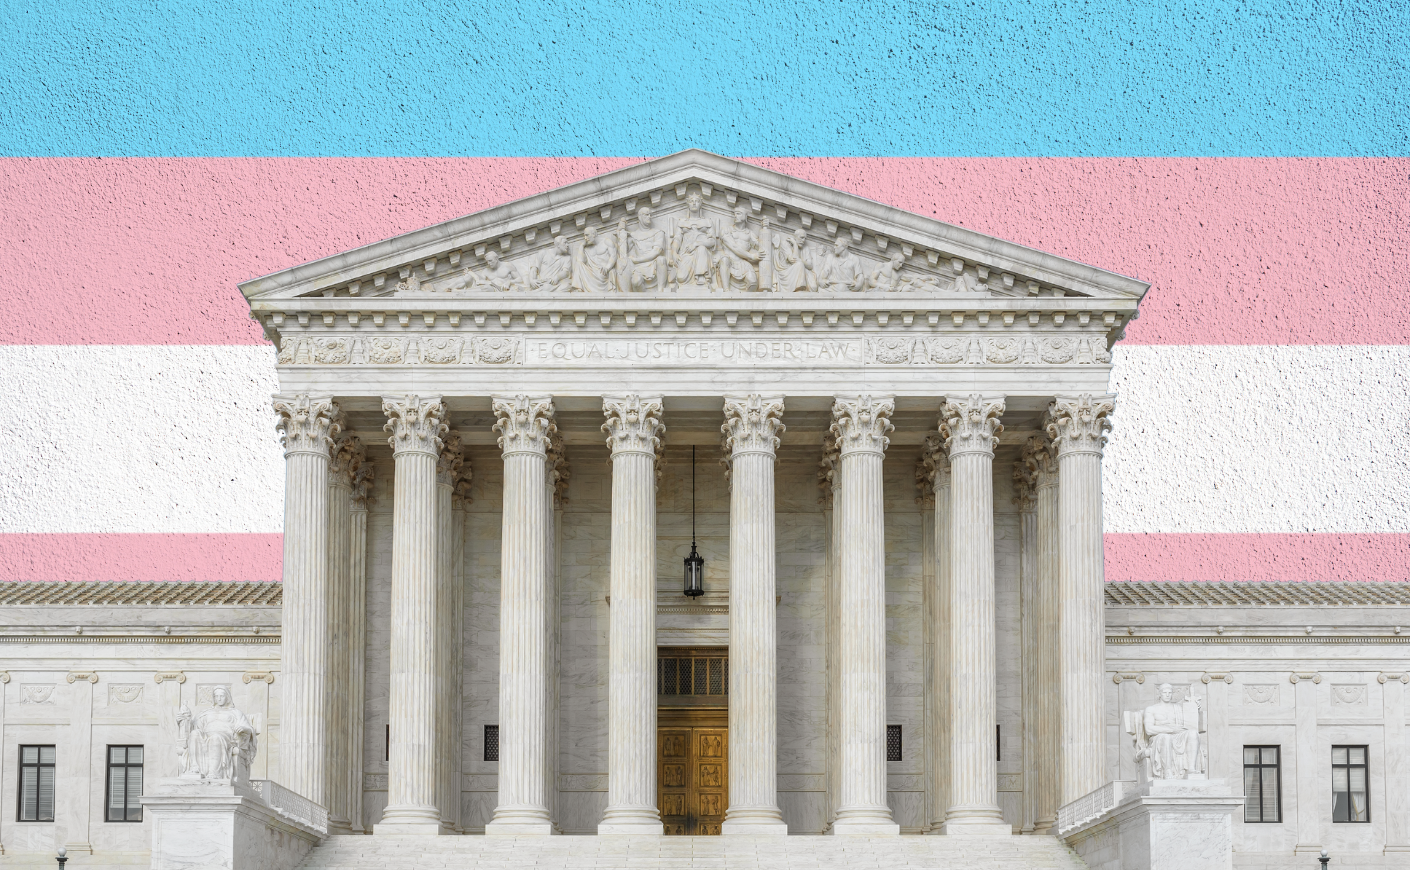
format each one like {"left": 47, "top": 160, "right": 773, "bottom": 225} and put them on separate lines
{"left": 1, "top": 1, "right": 1407, "bottom": 583}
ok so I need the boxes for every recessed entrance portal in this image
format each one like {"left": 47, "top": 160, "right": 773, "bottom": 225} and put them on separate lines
{"left": 657, "top": 647, "right": 728, "bottom": 835}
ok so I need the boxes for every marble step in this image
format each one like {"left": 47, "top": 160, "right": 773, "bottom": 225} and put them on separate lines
{"left": 298, "top": 834, "right": 1090, "bottom": 870}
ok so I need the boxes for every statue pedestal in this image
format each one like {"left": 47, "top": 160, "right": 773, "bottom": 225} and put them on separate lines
{"left": 1061, "top": 779, "right": 1244, "bottom": 870}
{"left": 142, "top": 778, "right": 326, "bottom": 870}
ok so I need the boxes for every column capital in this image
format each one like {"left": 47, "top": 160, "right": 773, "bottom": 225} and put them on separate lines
{"left": 722, "top": 395, "right": 786, "bottom": 459}
{"left": 351, "top": 455, "right": 376, "bottom": 511}
{"left": 941, "top": 394, "right": 1005, "bottom": 459}
{"left": 382, "top": 395, "right": 447, "bottom": 457}
{"left": 1012, "top": 457, "right": 1037, "bottom": 513}
{"left": 830, "top": 395, "right": 894, "bottom": 457}
{"left": 817, "top": 431, "right": 840, "bottom": 504}
{"left": 919, "top": 433, "right": 952, "bottom": 492}
{"left": 492, "top": 395, "right": 557, "bottom": 457}
{"left": 329, "top": 431, "right": 362, "bottom": 486}
{"left": 602, "top": 395, "right": 665, "bottom": 459}
{"left": 1025, "top": 436, "right": 1059, "bottom": 490}
{"left": 437, "top": 430, "right": 465, "bottom": 488}
{"left": 547, "top": 434, "right": 570, "bottom": 507}
{"left": 274, "top": 395, "right": 341, "bottom": 458}
{"left": 1045, "top": 394, "right": 1116, "bottom": 458}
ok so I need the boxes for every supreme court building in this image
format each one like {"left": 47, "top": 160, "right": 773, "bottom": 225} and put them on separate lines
{"left": 2, "top": 152, "right": 1406, "bottom": 870}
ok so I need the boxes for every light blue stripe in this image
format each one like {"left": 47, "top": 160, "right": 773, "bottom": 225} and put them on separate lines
{"left": 1, "top": 0, "right": 1405, "bottom": 157}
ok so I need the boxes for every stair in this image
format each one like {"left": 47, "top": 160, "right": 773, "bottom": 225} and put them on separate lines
{"left": 299, "top": 833, "right": 1090, "bottom": 870}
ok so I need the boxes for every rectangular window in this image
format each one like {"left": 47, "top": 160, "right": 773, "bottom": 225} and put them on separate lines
{"left": 484, "top": 725, "right": 499, "bottom": 762}
{"left": 106, "top": 746, "right": 144, "bottom": 822}
{"left": 1242, "top": 746, "right": 1281, "bottom": 823}
{"left": 1332, "top": 746, "right": 1369, "bottom": 823}
{"left": 886, "top": 725, "right": 902, "bottom": 762}
{"left": 18, "top": 745, "right": 56, "bottom": 822}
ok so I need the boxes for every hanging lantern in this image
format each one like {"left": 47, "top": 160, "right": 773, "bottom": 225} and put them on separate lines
{"left": 684, "top": 445, "right": 705, "bottom": 597}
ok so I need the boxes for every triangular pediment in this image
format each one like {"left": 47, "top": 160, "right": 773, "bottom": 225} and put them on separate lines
{"left": 239, "top": 150, "right": 1147, "bottom": 304}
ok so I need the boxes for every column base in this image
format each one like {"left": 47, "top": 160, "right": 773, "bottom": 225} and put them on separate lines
{"left": 721, "top": 817, "right": 789, "bottom": 836}
{"left": 598, "top": 822, "right": 665, "bottom": 835}
{"left": 372, "top": 822, "right": 445, "bottom": 836}
{"left": 830, "top": 811, "right": 901, "bottom": 837}
{"left": 940, "top": 820, "right": 1013, "bottom": 836}
{"left": 486, "top": 820, "right": 556, "bottom": 836}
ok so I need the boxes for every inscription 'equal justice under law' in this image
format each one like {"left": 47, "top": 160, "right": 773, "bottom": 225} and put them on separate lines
{"left": 528, "top": 339, "right": 864, "bottom": 365}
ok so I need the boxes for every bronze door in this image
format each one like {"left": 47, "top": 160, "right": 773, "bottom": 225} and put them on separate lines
{"left": 657, "top": 725, "right": 728, "bottom": 835}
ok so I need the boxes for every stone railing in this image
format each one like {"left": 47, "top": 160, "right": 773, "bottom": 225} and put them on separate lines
{"left": 1057, "top": 780, "right": 1136, "bottom": 835}
{"left": 251, "top": 779, "right": 329, "bottom": 836}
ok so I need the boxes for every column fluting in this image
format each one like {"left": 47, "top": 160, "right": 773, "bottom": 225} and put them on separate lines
{"left": 436, "top": 431, "right": 464, "bottom": 831}
{"left": 488, "top": 396, "right": 556, "bottom": 835}
{"left": 921, "top": 436, "right": 952, "bottom": 834}
{"left": 818, "top": 435, "right": 841, "bottom": 831}
{"left": 326, "top": 431, "right": 358, "bottom": 833}
{"left": 829, "top": 395, "right": 900, "bottom": 836}
{"left": 274, "top": 395, "right": 339, "bottom": 809}
{"left": 942, "top": 394, "right": 1010, "bottom": 835}
{"left": 1014, "top": 446, "right": 1039, "bottom": 834}
{"left": 375, "top": 395, "right": 447, "bottom": 834}
{"left": 721, "top": 395, "right": 788, "bottom": 835}
{"left": 1047, "top": 394, "right": 1115, "bottom": 804}
{"left": 1032, "top": 438, "right": 1060, "bottom": 833}
{"left": 598, "top": 395, "right": 665, "bottom": 835}
{"left": 348, "top": 454, "right": 374, "bottom": 833}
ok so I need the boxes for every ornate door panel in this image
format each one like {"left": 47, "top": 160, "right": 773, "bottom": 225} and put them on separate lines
{"left": 658, "top": 729, "right": 692, "bottom": 835}
{"left": 693, "top": 729, "right": 727, "bottom": 834}
{"left": 656, "top": 725, "right": 728, "bottom": 835}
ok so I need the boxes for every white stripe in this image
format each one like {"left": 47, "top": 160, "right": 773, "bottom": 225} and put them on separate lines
{"left": 1106, "top": 345, "right": 1410, "bottom": 533}
{"left": 0, "top": 346, "right": 284, "bottom": 533}
{"left": 1, "top": 345, "right": 1405, "bottom": 534}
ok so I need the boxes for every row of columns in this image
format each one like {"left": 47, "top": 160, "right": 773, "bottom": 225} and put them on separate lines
{"left": 276, "top": 389, "right": 1113, "bottom": 836}
{"left": 905, "top": 393, "right": 1115, "bottom": 836}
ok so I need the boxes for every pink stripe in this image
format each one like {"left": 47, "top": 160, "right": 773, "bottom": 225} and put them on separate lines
{"left": 1104, "top": 534, "right": 1410, "bottom": 583}
{"left": 0, "top": 534, "right": 283, "bottom": 582}
{"left": 2, "top": 158, "right": 1405, "bottom": 346}
{"left": 2, "top": 532, "right": 1404, "bottom": 584}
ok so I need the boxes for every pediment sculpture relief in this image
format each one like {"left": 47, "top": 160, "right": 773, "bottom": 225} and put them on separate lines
{"left": 176, "top": 685, "right": 259, "bottom": 783}
{"left": 392, "top": 185, "right": 1004, "bottom": 298}
{"left": 1124, "top": 683, "right": 1207, "bottom": 780}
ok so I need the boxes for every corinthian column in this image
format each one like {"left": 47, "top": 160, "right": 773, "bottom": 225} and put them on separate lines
{"left": 326, "top": 430, "right": 359, "bottom": 834}
{"left": 941, "top": 394, "right": 1009, "bottom": 835}
{"left": 348, "top": 455, "right": 374, "bottom": 833}
{"left": 829, "top": 395, "right": 900, "bottom": 836}
{"left": 920, "top": 435, "right": 952, "bottom": 835}
{"left": 1030, "top": 438, "right": 1060, "bottom": 833}
{"left": 1046, "top": 394, "right": 1115, "bottom": 803}
{"left": 1014, "top": 449, "right": 1038, "bottom": 834}
{"left": 375, "top": 395, "right": 447, "bottom": 835}
{"left": 721, "top": 395, "right": 788, "bottom": 835}
{"left": 598, "top": 395, "right": 665, "bottom": 835}
{"left": 436, "top": 431, "right": 464, "bottom": 832}
{"left": 487, "top": 396, "right": 557, "bottom": 836}
{"left": 274, "top": 395, "right": 340, "bottom": 808}
{"left": 819, "top": 435, "right": 841, "bottom": 831}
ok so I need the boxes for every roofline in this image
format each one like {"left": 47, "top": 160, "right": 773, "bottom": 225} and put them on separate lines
{"left": 238, "top": 150, "right": 1149, "bottom": 301}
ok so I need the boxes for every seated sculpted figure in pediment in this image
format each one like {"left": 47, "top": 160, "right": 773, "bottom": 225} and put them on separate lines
{"left": 772, "top": 228, "right": 816, "bottom": 292}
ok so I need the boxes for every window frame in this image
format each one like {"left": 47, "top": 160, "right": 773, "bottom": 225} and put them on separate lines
{"left": 1331, "top": 744, "right": 1370, "bottom": 824}
{"left": 1241, "top": 745, "right": 1282, "bottom": 823}
{"left": 886, "top": 725, "right": 902, "bottom": 762}
{"left": 105, "top": 745, "right": 145, "bottom": 823}
{"left": 17, "top": 744, "right": 56, "bottom": 823}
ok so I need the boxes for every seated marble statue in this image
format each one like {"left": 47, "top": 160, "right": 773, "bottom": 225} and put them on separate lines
{"left": 177, "top": 686, "right": 258, "bottom": 782}
{"left": 1127, "top": 682, "right": 1205, "bottom": 780}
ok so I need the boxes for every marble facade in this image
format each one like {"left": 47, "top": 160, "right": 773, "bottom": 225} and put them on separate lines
{"left": 2, "top": 153, "right": 1406, "bottom": 870}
